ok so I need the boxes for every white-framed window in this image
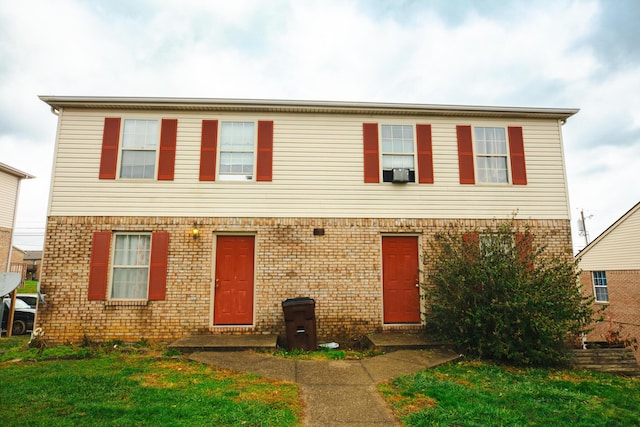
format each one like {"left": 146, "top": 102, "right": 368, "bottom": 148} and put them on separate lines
{"left": 120, "top": 119, "right": 159, "bottom": 179}
{"left": 592, "top": 271, "right": 609, "bottom": 303}
{"left": 111, "top": 233, "right": 151, "bottom": 300}
{"left": 381, "top": 124, "right": 415, "bottom": 182}
{"left": 479, "top": 233, "right": 513, "bottom": 256}
{"left": 474, "top": 127, "right": 509, "bottom": 184}
{"left": 219, "top": 121, "right": 256, "bottom": 181}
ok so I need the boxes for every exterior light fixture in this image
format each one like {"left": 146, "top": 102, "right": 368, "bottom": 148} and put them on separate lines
{"left": 191, "top": 224, "right": 200, "bottom": 240}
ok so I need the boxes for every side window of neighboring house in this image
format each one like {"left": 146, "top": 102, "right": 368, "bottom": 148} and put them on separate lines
{"left": 219, "top": 121, "right": 256, "bottom": 181}
{"left": 88, "top": 231, "right": 169, "bottom": 301}
{"left": 592, "top": 271, "right": 609, "bottom": 303}
{"left": 99, "top": 117, "right": 177, "bottom": 181}
{"left": 381, "top": 124, "right": 416, "bottom": 183}
{"left": 362, "top": 122, "right": 433, "bottom": 184}
{"left": 456, "top": 125, "right": 527, "bottom": 185}
{"left": 199, "top": 120, "right": 274, "bottom": 182}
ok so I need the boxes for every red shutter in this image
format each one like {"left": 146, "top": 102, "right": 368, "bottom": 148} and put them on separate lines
{"left": 363, "top": 123, "right": 380, "bottom": 183}
{"left": 516, "top": 232, "right": 533, "bottom": 269}
{"left": 256, "top": 121, "right": 274, "bottom": 181}
{"left": 462, "top": 232, "right": 480, "bottom": 261}
{"left": 158, "top": 119, "right": 177, "bottom": 180}
{"left": 508, "top": 126, "right": 527, "bottom": 185}
{"left": 457, "top": 125, "right": 475, "bottom": 184}
{"left": 416, "top": 124, "right": 434, "bottom": 184}
{"left": 148, "top": 232, "right": 169, "bottom": 301}
{"left": 99, "top": 118, "right": 121, "bottom": 179}
{"left": 88, "top": 231, "right": 111, "bottom": 300}
{"left": 463, "top": 232, "right": 480, "bottom": 246}
{"left": 200, "top": 120, "right": 218, "bottom": 181}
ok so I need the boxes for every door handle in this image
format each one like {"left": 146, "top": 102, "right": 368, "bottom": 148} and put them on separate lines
{"left": 215, "top": 278, "right": 220, "bottom": 289}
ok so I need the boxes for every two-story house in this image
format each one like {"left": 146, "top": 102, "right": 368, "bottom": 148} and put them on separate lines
{"left": 0, "top": 162, "right": 33, "bottom": 273}
{"left": 36, "top": 96, "right": 577, "bottom": 344}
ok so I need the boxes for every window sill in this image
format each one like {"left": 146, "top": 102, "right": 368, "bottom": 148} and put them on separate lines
{"left": 105, "top": 300, "right": 149, "bottom": 307}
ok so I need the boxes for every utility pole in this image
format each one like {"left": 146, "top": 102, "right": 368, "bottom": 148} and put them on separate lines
{"left": 579, "top": 209, "right": 590, "bottom": 246}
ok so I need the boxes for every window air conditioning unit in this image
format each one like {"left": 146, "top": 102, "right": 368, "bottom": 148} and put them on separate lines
{"left": 392, "top": 168, "right": 410, "bottom": 183}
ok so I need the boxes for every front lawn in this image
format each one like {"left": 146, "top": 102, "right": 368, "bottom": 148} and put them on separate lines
{"left": 0, "top": 337, "right": 301, "bottom": 427}
{"left": 380, "top": 360, "right": 640, "bottom": 427}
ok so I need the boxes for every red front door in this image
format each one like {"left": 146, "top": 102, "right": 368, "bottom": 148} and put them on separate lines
{"left": 382, "top": 236, "right": 420, "bottom": 323}
{"left": 214, "top": 236, "right": 255, "bottom": 325}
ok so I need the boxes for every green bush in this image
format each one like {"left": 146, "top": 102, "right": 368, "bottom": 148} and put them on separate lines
{"left": 425, "top": 219, "right": 593, "bottom": 366}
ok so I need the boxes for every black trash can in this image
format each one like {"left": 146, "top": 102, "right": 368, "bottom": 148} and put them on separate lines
{"left": 281, "top": 297, "right": 317, "bottom": 351}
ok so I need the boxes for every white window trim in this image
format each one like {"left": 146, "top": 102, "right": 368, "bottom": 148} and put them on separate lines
{"left": 379, "top": 123, "right": 417, "bottom": 183}
{"left": 472, "top": 126, "right": 511, "bottom": 185}
{"left": 592, "top": 271, "right": 609, "bottom": 303}
{"left": 109, "top": 232, "right": 152, "bottom": 301}
{"left": 218, "top": 121, "right": 258, "bottom": 182}
{"left": 118, "top": 118, "right": 161, "bottom": 180}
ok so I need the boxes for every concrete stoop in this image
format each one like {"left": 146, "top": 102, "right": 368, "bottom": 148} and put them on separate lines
{"left": 365, "top": 332, "right": 450, "bottom": 352}
{"left": 168, "top": 334, "right": 278, "bottom": 353}
{"left": 169, "top": 331, "right": 450, "bottom": 354}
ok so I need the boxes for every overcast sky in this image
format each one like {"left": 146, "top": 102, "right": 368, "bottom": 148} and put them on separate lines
{"left": 1, "top": 0, "right": 639, "bottom": 253}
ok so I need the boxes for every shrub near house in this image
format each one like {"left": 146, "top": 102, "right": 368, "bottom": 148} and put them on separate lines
{"left": 426, "top": 219, "right": 593, "bottom": 366}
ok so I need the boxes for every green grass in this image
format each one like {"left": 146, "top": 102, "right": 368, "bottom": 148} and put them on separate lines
{"left": 0, "top": 337, "right": 301, "bottom": 426}
{"left": 16, "top": 280, "right": 38, "bottom": 293}
{"left": 380, "top": 360, "right": 640, "bottom": 427}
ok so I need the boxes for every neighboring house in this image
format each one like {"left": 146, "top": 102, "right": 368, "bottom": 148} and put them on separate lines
{"left": 37, "top": 96, "right": 578, "bottom": 344}
{"left": 23, "top": 250, "right": 43, "bottom": 281}
{"left": 0, "top": 162, "right": 33, "bottom": 273}
{"left": 10, "top": 246, "right": 24, "bottom": 264}
{"left": 577, "top": 201, "right": 640, "bottom": 361}
{"left": 9, "top": 245, "right": 26, "bottom": 281}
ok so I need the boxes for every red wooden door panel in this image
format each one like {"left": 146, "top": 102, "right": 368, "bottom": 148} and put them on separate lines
{"left": 382, "top": 236, "right": 420, "bottom": 323}
{"left": 214, "top": 236, "right": 255, "bottom": 325}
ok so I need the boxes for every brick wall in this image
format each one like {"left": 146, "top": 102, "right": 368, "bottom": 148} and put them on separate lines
{"left": 0, "top": 227, "right": 11, "bottom": 272}
{"left": 580, "top": 270, "right": 640, "bottom": 363}
{"left": 37, "top": 216, "right": 572, "bottom": 344}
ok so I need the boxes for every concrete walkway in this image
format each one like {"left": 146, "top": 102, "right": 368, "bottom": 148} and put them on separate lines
{"left": 190, "top": 348, "right": 460, "bottom": 426}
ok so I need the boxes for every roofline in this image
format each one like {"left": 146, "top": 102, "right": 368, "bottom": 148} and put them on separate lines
{"left": 39, "top": 96, "right": 579, "bottom": 121}
{"left": 576, "top": 201, "right": 640, "bottom": 259}
{"left": 0, "top": 162, "right": 34, "bottom": 179}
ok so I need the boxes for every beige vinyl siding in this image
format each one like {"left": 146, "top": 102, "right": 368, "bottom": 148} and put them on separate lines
{"left": 0, "top": 171, "right": 19, "bottom": 228}
{"left": 578, "top": 206, "right": 640, "bottom": 270}
{"left": 48, "top": 109, "right": 571, "bottom": 220}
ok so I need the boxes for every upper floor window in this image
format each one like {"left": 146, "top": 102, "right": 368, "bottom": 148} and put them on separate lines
{"left": 111, "top": 233, "right": 151, "bottom": 299}
{"left": 474, "top": 127, "right": 508, "bottom": 184}
{"left": 592, "top": 271, "right": 609, "bottom": 303}
{"left": 219, "top": 122, "right": 255, "bottom": 181}
{"left": 99, "top": 117, "right": 177, "bottom": 181}
{"left": 381, "top": 125, "right": 416, "bottom": 182}
{"left": 120, "top": 120, "right": 159, "bottom": 179}
{"left": 456, "top": 125, "right": 527, "bottom": 185}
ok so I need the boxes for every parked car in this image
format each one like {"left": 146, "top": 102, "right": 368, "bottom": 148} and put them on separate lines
{"left": 16, "top": 293, "right": 38, "bottom": 309}
{"left": 1, "top": 298, "right": 35, "bottom": 335}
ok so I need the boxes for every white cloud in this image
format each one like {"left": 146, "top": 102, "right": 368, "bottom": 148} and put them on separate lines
{"left": 1, "top": 0, "right": 639, "bottom": 253}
